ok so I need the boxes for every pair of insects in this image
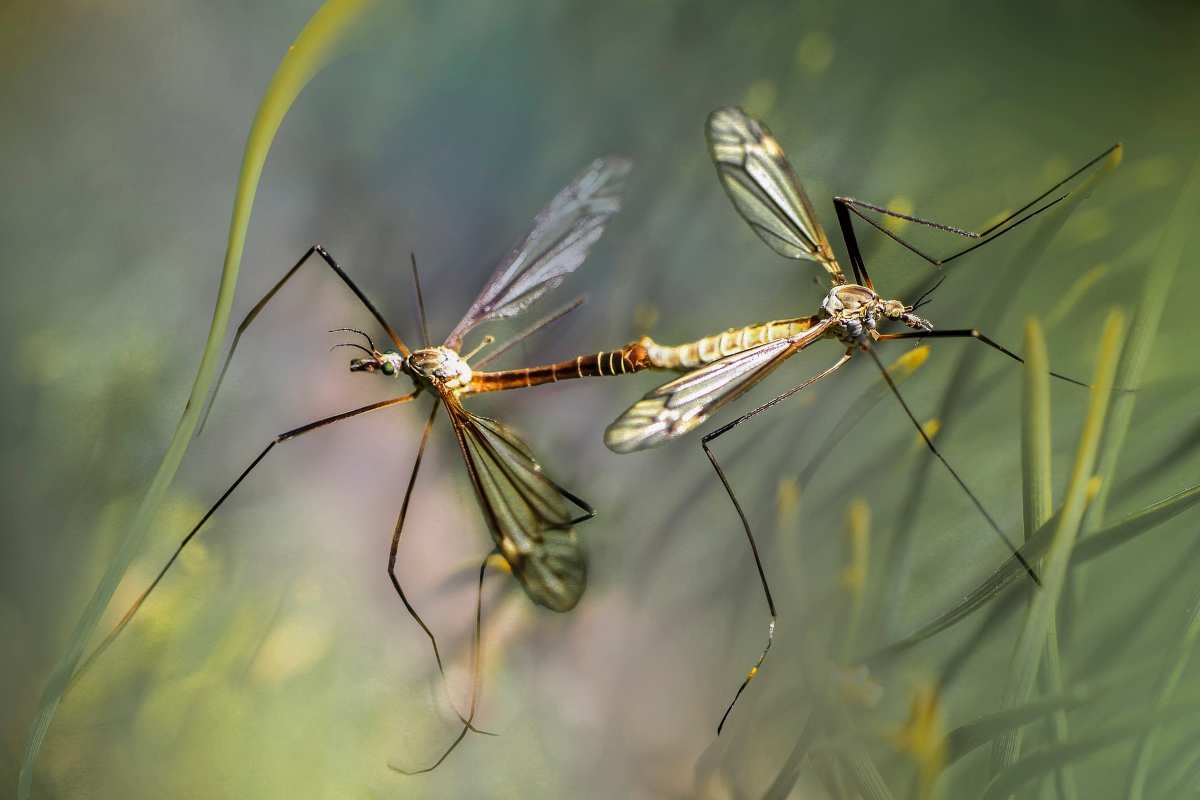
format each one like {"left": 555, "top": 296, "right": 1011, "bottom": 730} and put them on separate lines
{"left": 80, "top": 107, "right": 1117, "bottom": 771}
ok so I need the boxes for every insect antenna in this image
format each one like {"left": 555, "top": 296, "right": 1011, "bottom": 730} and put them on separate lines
{"left": 862, "top": 346, "right": 1040, "bottom": 585}
{"left": 329, "top": 327, "right": 378, "bottom": 353}
{"left": 911, "top": 274, "right": 946, "bottom": 311}
{"left": 411, "top": 252, "right": 432, "bottom": 348}
{"left": 329, "top": 342, "right": 374, "bottom": 358}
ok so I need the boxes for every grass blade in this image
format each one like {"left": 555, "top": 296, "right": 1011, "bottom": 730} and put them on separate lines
{"left": 868, "top": 478, "right": 1200, "bottom": 665}
{"left": 881, "top": 145, "right": 1122, "bottom": 634}
{"left": 1071, "top": 481, "right": 1200, "bottom": 562}
{"left": 1080, "top": 156, "right": 1200, "bottom": 531}
{"left": 1020, "top": 318, "right": 1053, "bottom": 543}
{"left": 1126, "top": 595, "right": 1200, "bottom": 798}
{"left": 17, "top": 3, "right": 380, "bottom": 797}
{"left": 989, "top": 309, "right": 1126, "bottom": 778}
{"left": 944, "top": 660, "right": 1153, "bottom": 763}
{"left": 980, "top": 692, "right": 1200, "bottom": 800}
{"left": 1019, "top": 316, "right": 1078, "bottom": 798}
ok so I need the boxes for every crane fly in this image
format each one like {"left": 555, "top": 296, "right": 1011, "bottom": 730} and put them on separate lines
{"left": 74, "top": 156, "right": 666, "bottom": 773}
{"left": 605, "top": 107, "right": 1120, "bottom": 733}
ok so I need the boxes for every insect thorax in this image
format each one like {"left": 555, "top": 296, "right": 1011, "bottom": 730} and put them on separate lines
{"left": 822, "top": 284, "right": 925, "bottom": 341}
{"left": 406, "top": 347, "right": 473, "bottom": 392}
{"left": 823, "top": 284, "right": 884, "bottom": 341}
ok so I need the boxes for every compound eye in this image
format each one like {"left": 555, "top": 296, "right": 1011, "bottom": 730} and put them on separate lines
{"left": 381, "top": 361, "right": 396, "bottom": 376}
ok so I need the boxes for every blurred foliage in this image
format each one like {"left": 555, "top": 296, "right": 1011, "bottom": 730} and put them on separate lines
{"left": 3, "top": 0, "right": 1200, "bottom": 798}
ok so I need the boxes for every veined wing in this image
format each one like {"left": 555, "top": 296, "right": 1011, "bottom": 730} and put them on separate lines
{"left": 605, "top": 317, "right": 834, "bottom": 453}
{"left": 442, "top": 393, "right": 588, "bottom": 612}
{"left": 444, "top": 157, "right": 633, "bottom": 349}
{"left": 706, "top": 107, "right": 845, "bottom": 284}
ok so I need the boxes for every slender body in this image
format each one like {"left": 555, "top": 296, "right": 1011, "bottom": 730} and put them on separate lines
{"left": 602, "top": 106, "right": 1119, "bottom": 733}
{"left": 74, "top": 155, "right": 663, "bottom": 774}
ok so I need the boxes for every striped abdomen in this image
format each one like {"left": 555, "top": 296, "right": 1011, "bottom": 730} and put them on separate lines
{"left": 467, "top": 342, "right": 651, "bottom": 394}
{"left": 640, "top": 315, "right": 823, "bottom": 370}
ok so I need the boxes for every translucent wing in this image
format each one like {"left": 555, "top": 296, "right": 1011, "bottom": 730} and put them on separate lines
{"left": 443, "top": 394, "right": 588, "bottom": 611}
{"left": 444, "top": 157, "right": 633, "bottom": 349}
{"left": 706, "top": 107, "right": 845, "bottom": 284}
{"left": 605, "top": 318, "right": 834, "bottom": 453}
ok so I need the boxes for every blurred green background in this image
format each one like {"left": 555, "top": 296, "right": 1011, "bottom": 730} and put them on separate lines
{"left": 4, "top": 1, "right": 1200, "bottom": 797}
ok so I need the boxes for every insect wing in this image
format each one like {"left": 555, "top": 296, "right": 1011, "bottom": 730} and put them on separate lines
{"left": 706, "top": 107, "right": 844, "bottom": 284}
{"left": 445, "top": 397, "right": 587, "bottom": 611}
{"left": 604, "top": 319, "right": 832, "bottom": 453}
{"left": 444, "top": 157, "right": 632, "bottom": 349}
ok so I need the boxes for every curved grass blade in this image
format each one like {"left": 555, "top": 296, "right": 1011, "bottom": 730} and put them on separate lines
{"left": 17, "top": 3, "right": 380, "bottom": 796}
{"left": 1020, "top": 318, "right": 1053, "bottom": 543}
{"left": 762, "top": 712, "right": 820, "bottom": 800}
{"left": 943, "top": 660, "right": 1154, "bottom": 764}
{"left": 841, "top": 751, "right": 896, "bottom": 800}
{"left": 1020, "top": 317, "right": 1078, "bottom": 798}
{"left": 1069, "top": 157, "right": 1200, "bottom": 643}
{"left": 1126, "top": 594, "right": 1200, "bottom": 798}
{"left": 979, "top": 691, "right": 1200, "bottom": 800}
{"left": 868, "top": 479, "right": 1200, "bottom": 665}
{"left": 989, "top": 309, "right": 1125, "bottom": 776}
{"left": 881, "top": 146, "right": 1121, "bottom": 634}
{"left": 1079, "top": 156, "right": 1200, "bottom": 533}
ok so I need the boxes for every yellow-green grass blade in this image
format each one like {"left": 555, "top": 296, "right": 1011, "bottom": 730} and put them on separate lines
{"left": 1126, "top": 596, "right": 1200, "bottom": 798}
{"left": 979, "top": 691, "right": 1200, "bottom": 800}
{"left": 1081, "top": 156, "right": 1200, "bottom": 532}
{"left": 867, "top": 479, "right": 1200, "bottom": 665}
{"left": 1069, "top": 157, "right": 1200, "bottom": 646}
{"left": 840, "top": 749, "right": 896, "bottom": 800}
{"left": 943, "top": 659, "right": 1155, "bottom": 764}
{"left": 1020, "top": 318, "right": 1053, "bottom": 543}
{"left": 762, "top": 712, "right": 821, "bottom": 800}
{"left": 881, "top": 147, "right": 1122, "bottom": 634}
{"left": 1019, "top": 316, "right": 1078, "bottom": 798}
{"left": 17, "top": 3, "right": 380, "bottom": 797}
{"left": 989, "top": 309, "right": 1125, "bottom": 778}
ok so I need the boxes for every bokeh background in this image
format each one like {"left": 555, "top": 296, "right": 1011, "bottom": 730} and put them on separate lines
{"left": 4, "top": 1, "right": 1200, "bottom": 797}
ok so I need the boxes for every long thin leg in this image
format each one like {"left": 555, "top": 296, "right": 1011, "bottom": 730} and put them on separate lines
{"left": 70, "top": 392, "right": 419, "bottom": 688}
{"left": 832, "top": 143, "right": 1120, "bottom": 272}
{"left": 702, "top": 350, "right": 854, "bottom": 734}
{"left": 834, "top": 192, "right": 1066, "bottom": 275}
{"left": 861, "top": 346, "right": 1040, "bottom": 585}
{"left": 384, "top": 402, "right": 489, "bottom": 734}
{"left": 877, "top": 329, "right": 1087, "bottom": 388}
{"left": 199, "top": 245, "right": 409, "bottom": 432}
{"left": 392, "top": 550, "right": 495, "bottom": 775}
{"left": 834, "top": 197, "right": 873, "bottom": 288}
{"left": 386, "top": 402, "right": 456, "bottom": 685}
{"left": 472, "top": 296, "right": 587, "bottom": 370}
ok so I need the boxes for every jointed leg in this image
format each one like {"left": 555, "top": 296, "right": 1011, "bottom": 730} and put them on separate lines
{"left": 861, "top": 346, "right": 1040, "bottom": 585}
{"left": 70, "top": 392, "right": 418, "bottom": 689}
{"left": 877, "top": 329, "right": 1087, "bottom": 388}
{"left": 702, "top": 350, "right": 853, "bottom": 734}
{"left": 199, "top": 245, "right": 409, "bottom": 431}
{"left": 392, "top": 550, "right": 495, "bottom": 775}
{"left": 832, "top": 143, "right": 1120, "bottom": 272}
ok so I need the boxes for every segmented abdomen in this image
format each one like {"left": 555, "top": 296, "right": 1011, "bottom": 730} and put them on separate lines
{"left": 467, "top": 342, "right": 652, "bottom": 393}
{"left": 640, "top": 315, "right": 822, "bottom": 370}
